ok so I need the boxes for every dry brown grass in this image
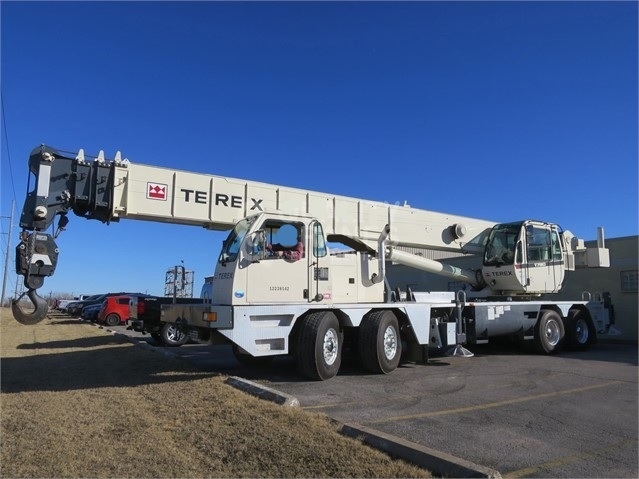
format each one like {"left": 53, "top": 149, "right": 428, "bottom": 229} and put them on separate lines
{"left": 1, "top": 308, "right": 431, "bottom": 478}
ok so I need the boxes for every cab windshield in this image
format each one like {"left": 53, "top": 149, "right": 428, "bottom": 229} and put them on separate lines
{"left": 218, "top": 216, "right": 257, "bottom": 264}
{"left": 484, "top": 222, "right": 521, "bottom": 266}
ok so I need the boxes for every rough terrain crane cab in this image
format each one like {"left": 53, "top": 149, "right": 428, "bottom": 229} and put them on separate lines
{"left": 481, "top": 220, "right": 609, "bottom": 296}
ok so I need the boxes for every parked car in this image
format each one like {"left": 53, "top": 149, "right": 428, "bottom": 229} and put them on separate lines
{"left": 127, "top": 295, "right": 205, "bottom": 346}
{"left": 55, "top": 298, "right": 75, "bottom": 313}
{"left": 55, "top": 294, "right": 95, "bottom": 313}
{"left": 66, "top": 294, "right": 104, "bottom": 316}
{"left": 80, "top": 303, "right": 102, "bottom": 322}
{"left": 67, "top": 292, "right": 146, "bottom": 317}
{"left": 98, "top": 295, "right": 132, "bottom": 326}
{"left": 98, "top": 293, "right": 152, "bottom": 326}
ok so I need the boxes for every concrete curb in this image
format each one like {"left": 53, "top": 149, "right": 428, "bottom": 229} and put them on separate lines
{"left": 223, "top": 376, "right": 499, "bottom": 478}
{"left": 100, "top": 324, "right": 501, "bottom": 478}
{"left": 338, "top": 422, "right": 502, "bottom": 479}
{"left": 225, "top": 376, "right": 300, "bottom": 407}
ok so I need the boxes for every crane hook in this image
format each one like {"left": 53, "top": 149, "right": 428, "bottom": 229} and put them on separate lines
{"left": 11, "top": 289, "right": 49, "bottom": 325}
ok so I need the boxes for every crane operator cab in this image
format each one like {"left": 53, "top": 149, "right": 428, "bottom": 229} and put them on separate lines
{"left": 482, "top": 220, "right": 566, "bottom": 296}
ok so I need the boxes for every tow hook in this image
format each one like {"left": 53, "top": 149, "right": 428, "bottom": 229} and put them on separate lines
{"left": 11, "top": 289, "right": 49, "bottom": 325}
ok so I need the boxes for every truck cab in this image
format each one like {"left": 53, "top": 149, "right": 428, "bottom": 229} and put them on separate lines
{"left": 210, "top": 212, "right": 384, "bottom": 306}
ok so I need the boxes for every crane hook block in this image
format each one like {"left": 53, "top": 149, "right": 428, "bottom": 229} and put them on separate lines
{"left": 11, "top": 289, "right": 49, "bottom": 325}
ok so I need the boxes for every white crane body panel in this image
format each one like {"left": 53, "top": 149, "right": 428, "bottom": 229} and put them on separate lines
{"left": 12, "top": 145, "right": 615, "bottom": 380}
{"left": 108, "top": 162, "right": 495, "bottom": 252}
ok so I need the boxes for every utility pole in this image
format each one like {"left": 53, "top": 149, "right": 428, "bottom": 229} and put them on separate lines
{"left": 1, "top": 200, "right": 15, "bottom": 307}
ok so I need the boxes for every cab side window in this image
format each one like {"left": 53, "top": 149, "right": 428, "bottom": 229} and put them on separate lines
{"left": 313, "top": 222, "right": 327, "bottom": 258}
{"left": 551, "top": 231, "right": 562, "bottom": 260}
{"left": 527, "top": 227, "right": 551, "bottom": 262}
{"left": 263, "top": 221, "right": 305, "bottom": 261}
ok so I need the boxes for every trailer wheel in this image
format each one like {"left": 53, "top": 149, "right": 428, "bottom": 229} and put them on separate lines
{"left": 104, "top": 313, "right": 121, "bottom": 327}
{"left": 359, "top": 310, "right": 402, "bottom": 374}
{"left": 565, "top": 308, "right": 596, "bottom": 351}
{"left": 232, "top": 344, "right": 274, "bottom": 367}
{"left": 533, "top": 310, "right": 564, "bottom": 354}
{"left": 296, "top": 311, "right": 342, "bottom": 381}
{"left": 160, "top": 322, "right": 189, "bottom": 347}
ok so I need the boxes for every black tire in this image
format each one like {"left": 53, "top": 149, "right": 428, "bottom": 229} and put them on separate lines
{"left": 231, "top": 344, "right": 274, "bottom": 367}
{"left": 104, "top": 313, "right": 121, "bottom": 327}
{"left": 565, "top": 308, "right": 596, "bottom": 351}
{"left": 359, "top": 310, "right": 402, "bottom": 374}
{"left": 160, "top": 322, "right": 189, "bottom": 347}
{"left": 296, "top": 311, "right": 342, "bottom": 381}
{"left": 533, "top": 310, "right": 565, "bottom": 354}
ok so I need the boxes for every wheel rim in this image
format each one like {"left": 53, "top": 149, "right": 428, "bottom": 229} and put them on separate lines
{"left": 575, "top": 318, "right": 589, "bottom": 344}
{"left": 545, "top": 319, "right": 561, "bottom": 346}
{"left": 323, "top": 328, "right": 339, "bottom": 366}
{"left": 383, "top": 325, "right": 398, "bottom": 360}
{"left": 167, "top": 325, "right": 181, "bottom": 342}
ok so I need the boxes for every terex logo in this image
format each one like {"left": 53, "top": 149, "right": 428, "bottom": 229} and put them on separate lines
{"left": 147, "top": 182, "right": 167, "bottom": 200}
{"left": 180, "top": 189, "right": 263, "bottom": 211}
{"left": 214, "top": 272, "right": 233, "bottom": 281}
{"left": 486, "top": 271, "right": 513, "bottom": 277}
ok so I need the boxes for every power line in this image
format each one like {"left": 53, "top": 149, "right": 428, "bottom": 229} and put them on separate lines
{"left": 1, "top": 200, "right": 15, "bottom": 305}
{"left": 1, "top": 88, "right": 19, "bottom": 303}
{"left": 1, "top": 88, "right": 18, "bottom": 204}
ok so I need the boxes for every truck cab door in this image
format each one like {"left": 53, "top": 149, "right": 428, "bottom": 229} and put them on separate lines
{"left": 524, "top": 223, "right": 564, "bottom": 293}
{"left": 243, "top": 220, "right": 310, "bottom": 304}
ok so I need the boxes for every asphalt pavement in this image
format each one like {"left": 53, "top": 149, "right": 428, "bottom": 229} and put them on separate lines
{"left": 102, "top": 320, "right": 637, "bottom": 478}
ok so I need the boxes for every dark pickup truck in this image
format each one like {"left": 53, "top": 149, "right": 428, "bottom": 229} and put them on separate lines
{"left": 127, "top": 296, "right": 208, "bottom": 346}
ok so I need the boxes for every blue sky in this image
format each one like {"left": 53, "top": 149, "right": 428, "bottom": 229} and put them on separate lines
{"left": 1, "top": 1, "right": 637, "bottom": 298}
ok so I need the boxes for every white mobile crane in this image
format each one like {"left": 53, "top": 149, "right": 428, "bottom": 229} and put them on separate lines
{"left": 13, "top": 145, "right": 612, "bottom": 380}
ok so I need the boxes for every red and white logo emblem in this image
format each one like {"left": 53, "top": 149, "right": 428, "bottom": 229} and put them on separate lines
{"left": 147, "top": 182, "right": 167, "bottom": 200}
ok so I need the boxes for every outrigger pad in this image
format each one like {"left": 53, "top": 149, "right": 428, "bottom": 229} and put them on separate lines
{"left": 446, "top": 345, "right": 474, "bottom": 357}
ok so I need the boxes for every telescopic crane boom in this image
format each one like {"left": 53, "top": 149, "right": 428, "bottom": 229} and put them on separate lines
{"left": 19, "top": 145, "right": 496, "bottom": 247}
